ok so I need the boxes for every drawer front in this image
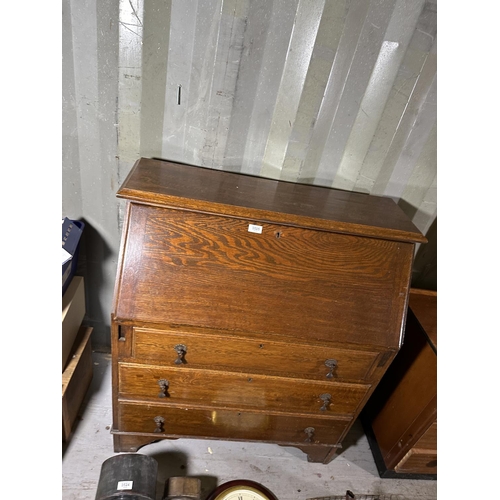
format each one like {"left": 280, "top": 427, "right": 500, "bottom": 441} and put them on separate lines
{"left": 116, "top": 401, "right": 351, "bottom": 446}
{"left": 115, "top": 205, "right": 414, "bottom": 348}
{"left": 118, "top": 363, "right": 369, "bottom": 416}
{"left": 132, "top": 327, "right": 379, "bottom": 382}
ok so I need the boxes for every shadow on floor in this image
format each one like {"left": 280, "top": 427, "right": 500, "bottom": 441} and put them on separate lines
{"left": 62, "top": 351, "right": 112, "bottom": 458}
{"left": 147, "top": 449, "right": 218, "bottom": 500}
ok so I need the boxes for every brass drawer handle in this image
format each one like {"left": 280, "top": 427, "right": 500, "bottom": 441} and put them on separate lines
{"left": 325, "top": 359, "right": 338, "bottom": 379}
{"left": 304, "top": 427, "right": 315, "bottom": 443}
{"left": 174, "top": 344, "right": 187, "bottom": 365}
{"left": 154, "top": 416, "right": 165, "bottom": 433}
{"left": 319, "top": 393, "right": 332, "bottom": 411}
{"left": 158, "top": 379, "right": 170, "bottom": 397}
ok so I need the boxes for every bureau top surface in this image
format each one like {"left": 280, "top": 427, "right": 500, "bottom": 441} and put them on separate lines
{"left": 117, "top": 158, "right": 426, "bottom": 243}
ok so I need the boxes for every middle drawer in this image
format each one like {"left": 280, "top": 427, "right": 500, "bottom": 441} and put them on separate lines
{"left": 118, "top": 362, "right": 370, "bottom": 416}
{"left": 131, "top": 327, "right": 379, "bottom": 382}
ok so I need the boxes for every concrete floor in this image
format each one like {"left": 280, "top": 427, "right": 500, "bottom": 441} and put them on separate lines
{"left": 62, "top": 351, "right": 437, "bottom": 500}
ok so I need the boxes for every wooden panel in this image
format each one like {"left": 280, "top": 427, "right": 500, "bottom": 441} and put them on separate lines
{"left": 116, "top": 401, "right": 351, "bottom": 446}
{"left": 395, "top": 448, "right": 437, "bottom": 475}
{"left": 62, "top": 326, "right": 93, "bottom": 441}
{"left": 414, "top": 421, "right": 437, "bottom": 451}
{"left": 369, "top": 316, "right": 437, "bottom": 468}
{"left": 131, "top": 327, "right": 379, "bottom": 382}
{"left": 110, "top": 158, "right": 425, "bottom": 461}
{"left": 114, "top": 204, "right": 414, "bottom": 348}
{"left": 62, "top": 276, "right": 86, "bottom": 372}
{"left": 362, "top": 288, "right": 437, "bottom": 474}
{"left": 117, "top": 158, "right": 426, "bottom": 243}
{"left": 118, "top": 363, "right": 369, "bottom": 416}
{"left": 409, "top": 288, "right": 437, "bottom": 349}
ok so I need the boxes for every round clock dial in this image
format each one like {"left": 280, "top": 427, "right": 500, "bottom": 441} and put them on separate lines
{"left": 206, "top": 480, "right": 278, "bottom": 500}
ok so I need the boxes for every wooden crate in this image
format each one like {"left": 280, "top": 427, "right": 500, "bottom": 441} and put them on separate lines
{"left": 62, "top": 326, "right": 93, "bottom": 442}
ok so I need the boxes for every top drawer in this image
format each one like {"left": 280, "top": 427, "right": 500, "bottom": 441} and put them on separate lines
{"left": 130, "top": 327, "right": 379, "bottom": 382}
{"left": 114, "top": 204, "right": 414, "bottom": 348}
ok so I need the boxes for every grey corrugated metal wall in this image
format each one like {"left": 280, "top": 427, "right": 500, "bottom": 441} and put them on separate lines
{"left": 63, "top": 0, "right": 437, "bottom": 349}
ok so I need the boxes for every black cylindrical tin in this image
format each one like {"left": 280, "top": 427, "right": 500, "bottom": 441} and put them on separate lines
{"left": 95, "top": 453, "right": 158, "bottom": 500}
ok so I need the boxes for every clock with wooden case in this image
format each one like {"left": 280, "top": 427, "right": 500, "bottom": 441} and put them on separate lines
{"left": 206, "top": 480, "right": 278, "bottom": 500}
{"left": 110, "top": 157, "right": 426, "bottom": 463}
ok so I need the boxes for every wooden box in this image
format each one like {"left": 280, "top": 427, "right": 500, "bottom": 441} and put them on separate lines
{"left": 361, "top": 289, "right": 437, "bottom": 478}
{"left": 62, "top": 326, "right": 93, "bottom": 442}
{"left": 62, "top": 276, "right": 86, "bottom": 372}
{"left": 110, "top": 158, "right": 426, "bottom": 463}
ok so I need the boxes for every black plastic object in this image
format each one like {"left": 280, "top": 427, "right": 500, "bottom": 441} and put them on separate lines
{"left": 95, "top": 453, "right": 158, "bottom": 500}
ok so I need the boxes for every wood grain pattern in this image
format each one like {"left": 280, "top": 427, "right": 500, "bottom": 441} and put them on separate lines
{"left": 113, "top": 203, "right": 414, "bottom": 348}
{"left": 414, "top": 421, "right": 437, "bottom": 451}
{"left": 116, "top": 401, "right": 351, "bottom": 445}
{"left": 395, "top": 448, "right": 437, "bottom": 475}
{"left": 118, "top": 363, "right": 369, "bottom": 416}
{"left": 369, "top": 313, "right": 437, "bottom": 469}
{"left": 111, "top": 158, "right": 425, "bottom": 463}
{"left": 62, "top": 326, "right": 93, "bottom": 441}
{"left": 117, "top": 158, "right": 427, "bottom": 243}
{"left": 361, "top": 290, "right": 437, "bottom": 477}
{"left": 409, "top": 288, "right": 437, "bottom": 349}
{"left": 131, "top": 327, "right": 379, "bottom": 382}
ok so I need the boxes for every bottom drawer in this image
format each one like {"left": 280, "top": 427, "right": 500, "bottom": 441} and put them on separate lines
{"left": 116, "top": 401, "right": 351, "bottom": 446}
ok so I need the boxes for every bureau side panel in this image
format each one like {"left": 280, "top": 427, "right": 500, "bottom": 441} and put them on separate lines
{"left": 114, "top": 205, "right": 414, "bottom": 348}
{"left": 112, "top": 203, "right": 149, "bottom": 321}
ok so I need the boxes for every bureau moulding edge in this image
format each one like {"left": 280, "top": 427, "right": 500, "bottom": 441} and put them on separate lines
{"left": 116, "top": 193, "right": 427, "bottom": 244}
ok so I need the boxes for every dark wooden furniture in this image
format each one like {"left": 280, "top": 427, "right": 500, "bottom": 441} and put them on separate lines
{"left": 62, "top": 325, "right": 93, "bottom": 441}
{"left": 110, "top": 157, "right": 426, "bottom": 463}
{"left": 361, "top": 288, "right": 437, "bottom": 478}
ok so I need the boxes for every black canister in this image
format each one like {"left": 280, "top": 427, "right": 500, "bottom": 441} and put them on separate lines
{"left": 95, "top": 453, "right": 158, "bottom": 500}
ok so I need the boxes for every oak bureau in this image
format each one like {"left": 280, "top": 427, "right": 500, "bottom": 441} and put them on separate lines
{"left": 111, "top": 157, "right": 426, "bottom": 463}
